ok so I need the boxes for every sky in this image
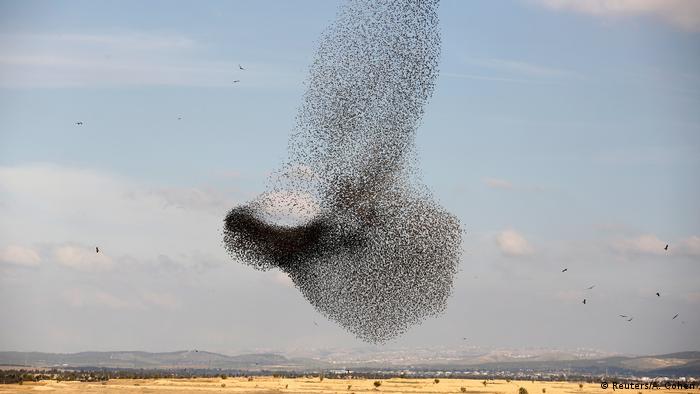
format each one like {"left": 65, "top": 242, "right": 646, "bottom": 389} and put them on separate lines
{"left": 0, "top": 0, "right": 699, "bottom": 357}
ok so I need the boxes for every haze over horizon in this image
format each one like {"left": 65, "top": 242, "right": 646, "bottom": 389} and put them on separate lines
{"left": 1, "top": 0, "right": 699, "bottom": 356}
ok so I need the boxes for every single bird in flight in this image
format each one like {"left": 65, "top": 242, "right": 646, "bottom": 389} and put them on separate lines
{"left": 562, "top": 268, "right": 568, "bottom": 272}
{"left": 95, "top": 246, "right": 99, "bottom": 253}
{"left": 672, "top": 314, "right": 679, "bottom": 320}
{"left": 582, "top": 299, "right": 586, "bottom": 305}
{"left": 585, "top": 285, "right": 595, "bottom": 290}
{"left": 177, "top": 115, "right": 182, "bottom": 120}
{"left": 665, "top": 244, "right": 669, "bottom": 251}
{"left": 619, "top": 314, "right": 628, "bottom": 318}
{"left": 75, "top": 121, "right": 83, "bottom": 126}
{"left": 239, "top": 64, "right": 245, "bottom": 70}
{"left": 656, "top": 292, "right": 660, "bottom": 297}
{"left": 233, "top": 80, "right": 240, "bottom": 83}
{"left": 627, "top": 317, "right": 633, "bottom": 322}
{"left": 313, "top": 321, "right": 319, "bottom": 326}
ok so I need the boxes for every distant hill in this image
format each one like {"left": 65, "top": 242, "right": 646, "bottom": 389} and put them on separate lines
{"left": 407, "top": 351, "right": 700, "bottom": 377}
{"left": 0, "top": 350, "right": 328, "bottom": 370}
{"left": 1, "top": 350, "right": 698, "bottom": 377}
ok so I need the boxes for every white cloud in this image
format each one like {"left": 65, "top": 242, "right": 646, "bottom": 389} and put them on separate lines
{"left": 611, "top": 234, "right": 667, "bottom": 255}
{"left": 686, "top": 292, "right": 700, "bottom": 304}
{"left": 496, "top": 229, "right": 535, "bottom": 256}
{"left": 54, "top": 244, "right": 113, "bottom": 271}
{"left": 678, "top": 235, "right": 700, "bottom": 257}
{"left": 148, "top": 187, "right": 234, "bottom": 216}
{"left": 0, "top": 245, "right": 41, "bottom": 267}
{"left": 0, "top": 31, "right": 299, "bottom": 88}
{"left": 0, "top": 163, "right": 234, "bottom": 264}
{"left": 484, "top": 178, "right": 514, "bottom": 190}
{"left": 535, "top": 0, "right": 700, "bottom": 32}
{"left": 64, "top": 288, "right": 135, "bottom": 310}
{"left": 249, "top": 190, "right": 321, "bottom": 227}
{"left": 142, "top": 292, "right": 180, "bottom": 311}
{"left": 270, "top": 271, "right": 295, "bottom": 288}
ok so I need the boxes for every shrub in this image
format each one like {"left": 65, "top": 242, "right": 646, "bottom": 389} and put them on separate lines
{"left": 519, "top": 387, "right": 529, "bottom": 394}
{"left": 348, "top": 384, "right": 352, "bottom": 390}
{"left": 483, "top": 380, "right": 488, "bottom": 387}
{"left": 435, "top": 379, "right": 440, "bottom": 384}
{"left": 374, "top": 380, "right": 382, "bottom": 388}
{"left": 221, "top": 383, "right": 226, "bottom": 387}
{"left": 542, "top": 389, "right": 546, "bottom": 393}
{"left": 579, "top": 384, "right": 584, "bottom": 390}
{"left": 461, "top": 387, "right": 467, "bottom": 393}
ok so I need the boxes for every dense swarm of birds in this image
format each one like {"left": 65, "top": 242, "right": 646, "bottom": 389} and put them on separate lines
{"left": 75, "top": 0, "right": 688, "bottom": 345}
{"left": 222, "top": 0, "right": 462, "bottom": 342}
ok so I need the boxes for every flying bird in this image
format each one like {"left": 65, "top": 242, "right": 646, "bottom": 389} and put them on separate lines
{"left": 313, "top": 321, "right": 319, "bottom": 326}
{"left": 238, "top": 64, "right": 245, "bottom": 70}
{"left": 75, "top": 121, "right": 83, "bottom": 126}
{"left": 562, "top": 268, "right": 568, "bottom": 272}
{"left": 619, "top": 314, "right": 628, "bottom": 318}
{"left": 664, "top": 244, "right": 669, "bottom": 251}
{"left": 177, "top": 116, "right": 182, "bottom": 120}
{"left": 233, "top": 80, "right": 240, "bottom": 83}
{"left": 582, "top": 299, "right": 586, "bottom": 305}
{"left": 656, "top": 292, "right": 660, "bottom": 297}
{"left": 585, "top": 285, "right": 595, "bottom": 290}
{"left": 627, "top": 317, "right": 633, "bottom": 322}
{"left": 672, "top": 314, "right": 679, "bottom": 320}
{"left": 95, "top": 246, "right": 99, "bottom": 253}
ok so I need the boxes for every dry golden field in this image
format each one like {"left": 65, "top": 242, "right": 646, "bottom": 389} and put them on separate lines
{"left": 0, "top": 377, "right": 697, "bottom": 394}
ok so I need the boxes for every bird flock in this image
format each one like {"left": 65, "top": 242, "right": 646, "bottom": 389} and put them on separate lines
{"left": 77, "top": 0, "right": 687, "bottom": 345}
{"left": 563, "top": 242, "right": 681, "bottom": 324}
{"left": 222, "top": 0, "right": 462, "bottom": 343}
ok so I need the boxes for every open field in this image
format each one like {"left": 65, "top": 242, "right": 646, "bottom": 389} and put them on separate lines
{"left": 0, "top": 378, "right": 697, "bottom": 394}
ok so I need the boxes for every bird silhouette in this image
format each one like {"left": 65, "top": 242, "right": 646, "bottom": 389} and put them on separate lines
{"left": 585, "top": 285, "right": 595, "bottom": 290}
{"left": 313, "top": 321, "right": 319, "bottom": 326}
{"left": 665, "top": 244, "right": 669, "bottom": 251}
{"left": 582, "top": 299, "right": 586, "bottom": 304}
{"left": 177, "top": 116, "right": 182, "bottom": 120}
{"left": 672, "top": 314, "right": 679, "bottom": 320}
{"left": 619, "top": 314, "right": 628, "bottom": 318}
{"left": 627, "top": 317, "right": 633, "bottom": 322}
{"left": 656, "top": 292, "right": 660, "bottom": 297}
{"left": 95, "top": 246, "right": 99, "bottom": 253}
{"left": 562, "top": 268, "right": 568, "bottom": 272}
{"left": 233, "top": 80, "right": 240, "bottom": 83}
{"left": 75, "top": 121, "right": 83, "bottom": 126}
{"left": 239, "top": 64, "right": 245, "bottom": 70}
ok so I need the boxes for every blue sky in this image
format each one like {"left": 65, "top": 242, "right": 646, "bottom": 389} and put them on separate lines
{"left": 1, "top": 0, "right": 699, "bottom": 356}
